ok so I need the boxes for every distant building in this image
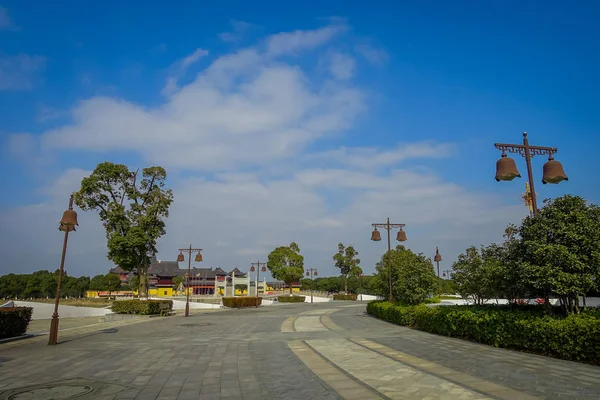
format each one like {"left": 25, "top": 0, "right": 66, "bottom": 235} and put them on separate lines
{"left": 108, "top": 261, "right": 247, "bottom": 296}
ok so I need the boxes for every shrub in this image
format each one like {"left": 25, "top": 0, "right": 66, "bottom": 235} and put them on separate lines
{"left": 423, "top": 296, "right": 441, "bottom": 304}
{"left": 333, "top": 294, "right": 357, "bottom": 301}
{"left": 222, "top": 297, "right": 262, "bottom": 308}
{"left": 111, "top": 300, "right": 173, "bottom": 315}
{"left": 277, "top": 295, "right": 305, "bottom": 303}
{"left": 367, "top": 301, "right": 600, "bottom": 364}
{"left": 0, "top": 307, "right": 33, "bottom": 339}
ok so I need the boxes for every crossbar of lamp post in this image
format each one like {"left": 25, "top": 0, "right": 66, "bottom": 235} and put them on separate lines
{"left": 371, "top": 218, "right": 406, "bottom": 303}
{"left": 250, "top": 261, "right": 267, "bottom": 308}
{"left": 494, "top": 132, "right": 567, "bottom": 216}
{"left": 177, "top": 246, "right": 203, "bottom": 317}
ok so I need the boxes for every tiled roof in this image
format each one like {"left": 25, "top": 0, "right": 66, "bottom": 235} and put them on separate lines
{"left": 148, "top": 261, "right": 180, "bottom": 276}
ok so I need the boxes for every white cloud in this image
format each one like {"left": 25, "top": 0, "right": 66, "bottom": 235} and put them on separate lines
{"left": 219, "top": 20, "right": 255, "bottom": 42}
{"left": 0, "top": 53, "right": 45, "bottom": 91}
{"left": 356, "top": 44, "right": 389, "bottom": 65}
{"left": 162, "top": 48, "right": 209, "bottom": 96}
{"left": 0, "top": 22, "right": 530, "bottom": 278}
{"left": 266, "top": 23, "right": 346, "bottom": 56}
{"left": 37, "top": 105, "right": 64, "bottom": 122}
{"left": 329, "top": 52, "right": 355, "bottom": 80}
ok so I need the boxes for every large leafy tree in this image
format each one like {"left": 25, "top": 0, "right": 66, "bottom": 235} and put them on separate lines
{"left": 74, "top": 162, "right": 173, "bottom": 297}
{"left": 518, "top": 195, "right": 600, "bottom": 314}
{"left": 332, "top": 243, "right": 361, "bottom": 293}
{"left": 267, "top": 242, "right": 304, "bottom": 294}
{"left": 373, "top": 245, "right": 438, "bottom": 305}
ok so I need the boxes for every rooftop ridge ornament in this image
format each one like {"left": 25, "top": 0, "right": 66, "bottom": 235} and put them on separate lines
{"left": 494, "top": 132, "right": 568, "bottom": 215}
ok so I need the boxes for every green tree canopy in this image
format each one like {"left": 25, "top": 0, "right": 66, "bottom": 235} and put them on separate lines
{"left": 518, "top": 194, "right": 600, "bottom": 313}
{"left": 374, "top": 245, "right": 438, "bottom": 305}
{"left": 267, "top": 242, "right": 304, "bottom": 294}
{"left": 74, "top": 162, "right": 173, "bottom": 297}
{"left": 333, "top": 243, "right": 361, "bottom": 294}
{"left": 104, "top": 273, "right": 123, "bottom": 293}
{"left": 89, "top": 274, "right": 107, "bottom": 291}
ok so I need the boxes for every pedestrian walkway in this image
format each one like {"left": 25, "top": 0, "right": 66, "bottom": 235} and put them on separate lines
{"left": 0, "top": 302, "right": 598, "bottom": 399}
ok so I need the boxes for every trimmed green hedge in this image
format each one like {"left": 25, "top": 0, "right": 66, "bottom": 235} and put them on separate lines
{"left": 111, "top": 300, "right": 173, "bottom": 315}
{"left": 277, "top": 295, "right": 306, "bottom": 303}
{"left": 222, "top": 297, "right": 262, "bottom": 308}
{"left": 367, "top": 301, "right": 600, "bottom": 364}
{"left": 333, "top": 294, "right": 357, "bottom": 301}
{"left": 0, "top": 307, "right": 33, "bottom": 339}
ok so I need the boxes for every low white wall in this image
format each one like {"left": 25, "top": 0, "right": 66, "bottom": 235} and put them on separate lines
{"left": 149, "top": 297, "right": 221, "bottom": 309}
{"left": 357, "top": 294, "right": 384, "bottom": 301}
{"left": 304, "top": 296, "right": 331, "bottom": 303}
{"left": 14, "top": 301, "right": 111, "bottom": 320}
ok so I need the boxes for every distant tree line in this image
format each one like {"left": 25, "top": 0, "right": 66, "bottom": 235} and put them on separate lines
{"left": 0, "top": 270, "right": 129, "bottom": 299}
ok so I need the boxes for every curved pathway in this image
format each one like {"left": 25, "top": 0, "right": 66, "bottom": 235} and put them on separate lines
{"left": 0, "top": 302, "right": 598, "bottom": 399}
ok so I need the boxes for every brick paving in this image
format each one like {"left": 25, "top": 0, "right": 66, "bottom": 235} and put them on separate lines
{"left": 0, "top": 302, "right": 598, "bottom": 399}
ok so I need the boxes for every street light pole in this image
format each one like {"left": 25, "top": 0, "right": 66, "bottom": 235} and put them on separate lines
{"left": 177, "top": 246, "right": 203, "bottom": 317}
{"left": 48, "top": 194, "right": 78, "bottom": 345}
{"left": 305, "top": 268, "right": 318, "bottom": 303}
{"left": 371, "top": 217, "right": 407, "bottom": 303}
{"left": 434, "top": 246, "right": 442, "bottom": 278}
{"left": 250, "top": 261, "right": 267, "bottom": 308}
{"left": 494, "top": 132, "right": 568, "bottom": 216}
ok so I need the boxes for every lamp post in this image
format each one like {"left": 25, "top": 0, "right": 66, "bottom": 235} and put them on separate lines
{"left": 250, "top": 261, "right": 267, "bottom": 308}
{"left": 371, "top": 217, "right": 407, "bottom": 302}
{"left": 494, "top": 132, "right": 568, "bottom": 216}
{"left": 434, "top": 246, "right": 442, "bottom": 278}
{"left": 443, "top": 269, "right": 452, "bottom": 280}
{"left": 177, "top": 246, "right": 203, "bottom": 317}
{"left": 305, "top": 268, "right": 318, "bottom": 304}
{"left": 48, "top": 194, "right": 78, "bottom": 345}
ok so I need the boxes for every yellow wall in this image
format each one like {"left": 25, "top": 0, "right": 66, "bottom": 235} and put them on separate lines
{"left": 86, "top": 290, "right": 99, "bottom": 298}
{"left": 149, "top": 288, "right": 174, "bottom": 297}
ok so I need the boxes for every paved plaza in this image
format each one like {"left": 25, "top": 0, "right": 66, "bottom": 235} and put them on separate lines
{"left": 1, "top": 302, "right": 599, "bottom": 400}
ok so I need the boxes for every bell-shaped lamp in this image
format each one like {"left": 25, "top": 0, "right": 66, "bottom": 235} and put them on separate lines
{"left": 495, "top": 153, "right": 521, "bottom": 182}
{"left": 371, "top": 228, "right": 381, "bottom": 241}
{"left": 195, "top": 252, "right": 203, "bottom": 262}
{"left": 314, "top": 270, "right": 318, "bottom": 276}
{"left": 59, "top": 209, "right": 78, "bottom": 232}
{"left": 250, "top": 265, "right": 256, "bottom": 272}
{"left": 261, "top": 265, "right": 267, "bottom": 272}
{"left": 396, "top": 229, "right": 407, "bottom": 242}
{"left": 434, "top": 247, "right": 442, "bottom": 262}
{"left": 542, "top": 156, "right": 568, "bottom": 184}
{"left": 306, "top": 271, "right": 310, "bottom": 276}
{"left": 177, "top": 252, "right": 185, "bottom": 262}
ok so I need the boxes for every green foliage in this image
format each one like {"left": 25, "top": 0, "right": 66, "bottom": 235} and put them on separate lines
{"left": 277, "top": 295, "right": 305, "bottom": 303}
{"left": 333, "top": 243, "right": 361, "bottom": 293}
{"left": 74, "top": 162, "right": 174, "bottom": 297}
{"left": 172, "top": 275, "right": 184, "bottom": 290}
{"left": 518, "top": 195, "right": 600, "bottom": 314}
{"left": 104, "top": 274, "right": 123, "bottom": 292}
{"left": 0, "top": 307, "right": 33, "bottom": 339}
{"left": 267, "top": 242, "right": 304, "bottom": 294}
{"left": 0, "top": 270, "right": 90, "bottom": 299}
{"left": 111, "top": 299, "right": 172, "bottom": 315}
{"left": 89, "top": 274, "right": 107, "bottom": 291}
{"left": 367, "top": 301, "right": 600, "bottom": 364}
{"left": 222, "top": 297, "right": 262, "bottom": 308}
{"left": 436, "top": 278, "right": 457, "bottom": 295}
{"left": 333, "top": 294, "right": 357, "bottom": 301}
{"left": 373, "top": 245, "right": 439, "bottom": 305}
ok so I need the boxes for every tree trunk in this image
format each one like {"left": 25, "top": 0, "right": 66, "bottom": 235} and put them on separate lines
{"left": 543, "top": 291, "right": 552, "bottom": 315}
{"left": 289, "top": 284, "right": 293, "bottom": 295}
{"left": 344, "top": 276, "right": 348, "bottom": 294}
{"left": 138, "top": 265, "right": 149, "bottom": 298}
{"left": 583, "top": 295, "right": 587, "bottom": 308}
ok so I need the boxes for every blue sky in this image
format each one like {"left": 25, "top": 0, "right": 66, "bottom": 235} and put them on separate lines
{"left": 1, "top": 1, "right": 598, "bottom": 278}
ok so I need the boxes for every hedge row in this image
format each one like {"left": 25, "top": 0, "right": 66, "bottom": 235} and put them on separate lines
{"left": 111, "top": 300, "right": 173, "bottom": 315}
{"left": 366, "top": 301, "right": 600, "bottom": 364}
{"left": 0, "top": 307, "right": 33, "bottom": 339}
{"left": 222, "top": 297, "right": 262, "bottom": 308}
{"left": 333, "top": 294, "right": 357, "bottom": 301}
{"left": 277, "top": 295, "right": 306, "bottom": 303}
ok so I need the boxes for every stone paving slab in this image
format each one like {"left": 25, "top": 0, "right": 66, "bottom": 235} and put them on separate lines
{"left": 330, "top": 306, "right": 600, "bottom": 400}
